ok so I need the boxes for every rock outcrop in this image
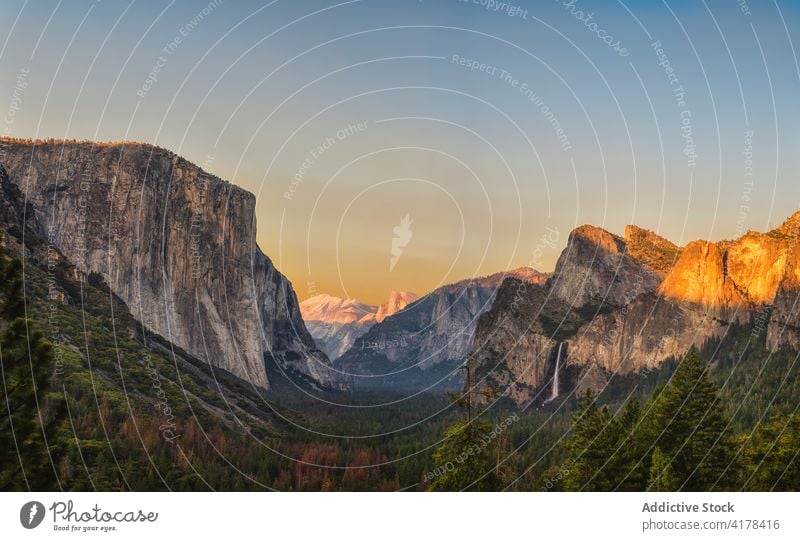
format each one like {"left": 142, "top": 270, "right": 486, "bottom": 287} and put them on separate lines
{"left": 623, "top": 224, "right": 683, "bottom": 276}
{"left": 657, "top": 229, "right": 794, "bottom": 319}
{"left": 547, "top": 225, "right": 672, "bottom": 309}
{"left": 1, "top": 160, "right": 289, "bottom": 445}
{"left": 467, "top": 279, "right": 575, "bottom": 406}
{"left": 0, "top": 139, "right": 341, "bottom": 390}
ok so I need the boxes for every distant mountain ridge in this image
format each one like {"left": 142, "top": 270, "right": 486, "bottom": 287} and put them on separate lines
{"left": 375, "top": 290, "right": 418, "bottom": 323}
{"left": 300, "top": 290, "right": 418, "bottom": 360}
{"left": 335, "top": 267, "right": 548, "bottom": 390}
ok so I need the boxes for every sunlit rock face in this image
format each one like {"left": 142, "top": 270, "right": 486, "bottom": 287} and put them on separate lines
{"left": 658, "top": 232, "right": 794, "bottom": 317}
{"left": 375, "top": 291, "right": 419, "bottom": 323}
{"left": 547, "top": 225, "right": 669, "bottom": 309}
{"left": 467, "top": 214, "right": 800, "bottom": 407}
{"left": 726, "top": 232, "right": 792, "bottom": 304}
{"left": 766, "top": 214, "right": 800, "bottom": 352}
{"left": 657, "top": 240, "right": 750, "bottom": 318}
{"left": 0, "top": 139, "right": 342, "bottom": 390}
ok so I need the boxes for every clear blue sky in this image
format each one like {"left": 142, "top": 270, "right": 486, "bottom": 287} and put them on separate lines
{"left": 2, "top": 0, "right": 799, "bottom": 303}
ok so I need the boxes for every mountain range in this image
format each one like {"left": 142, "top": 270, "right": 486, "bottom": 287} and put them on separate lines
{"left": 467, "top": 216, "right": 800, "bottom": 407}
{"left": 299, "top": 290, "right": 418, "bottom": 359}
{"left": 4, "top": 138, "right": 799, "bottom": 407}
{"left": 333, "top": 268, "right": 548, "bottom": 390}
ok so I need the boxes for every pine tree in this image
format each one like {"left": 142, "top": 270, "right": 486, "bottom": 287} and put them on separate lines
{"left": 0, "top": 246, "right": 61, "bottom": 490}
{"left": 562, "top": 391, "right": 625, "bottom": 491}
{"left": 644, "top": 347, "right": 738, "bottom": 490}
{"left": 742, "top": 413, "right": 800, "bottom": 491}
{"left": 612, "top": 397, "right": 648, "bottom": 490}
{"left": 428, "top": 382, "right": 504, "bottom": 491}
{"left": 648, "top": 447, "right": 679, "bottom": 491}
{"left": 428, "top": 419, "right": 503, "bottom": 491}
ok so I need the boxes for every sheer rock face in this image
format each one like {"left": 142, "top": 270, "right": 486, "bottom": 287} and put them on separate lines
{"left": 658, "top": 240, "right": 751, "bottom": 318}
{"left": 0, "top": 164, "right": 36, "bottom": 233}
{"left": 767, "top": 227, "right": 800, "bottom": 352}
{"left": 565, "top": 296, "right": 729, "bottom": 375}
{"left": 547, "top": 225, "right": 667, "bottom": 309}
{"left": 466, "top": 280, "right": 565, "bottom": 406}
{"left": 468, "top": 225, "right": 683, "bottom": 407}
{"left": 467, "top": 216, "right": 800, "bottom": 406}
{"left": 657, "top": 232, "right": 793, "bottom": 320}
{"left": 0, "top": 140, "right": 341, "bottom": 390}
{"left": 726, "top": 232, "right": 793, "bottom": 304}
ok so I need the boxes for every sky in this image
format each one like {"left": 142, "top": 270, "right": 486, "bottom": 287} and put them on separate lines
{"left": 1, "top": 0, "right": 799, "bottom": 304}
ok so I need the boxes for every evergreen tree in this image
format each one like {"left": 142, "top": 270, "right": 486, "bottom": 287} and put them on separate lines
{"left": 428, "top": 386, "right": 505, "bottom": 491}
{"left": 612, "top": 397, "right": 648, "bottom": 490}
{"left": 648, "top": 447, "right": 678, "bottom": 491}
{"left": 428, "top": 419, "right": 503, "bottom": 491}
{"left": 742, "top": 413, "right": 800, "bottom": 491}
{"left": 0, "top": 247, "right": 61, "bottom": 490}
{"left": 644, "top": 347, "right": 739, "bottom": 490}
{"left": 562, "top": 391, "right": 625, "bottom": 491}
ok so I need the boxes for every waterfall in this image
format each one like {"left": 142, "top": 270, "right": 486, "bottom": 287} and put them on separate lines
{"left": 551, "top": 342, "right": 563, "bottom": 400}
{"left": 543, "top": 342, "right": 564, "bottom": 405}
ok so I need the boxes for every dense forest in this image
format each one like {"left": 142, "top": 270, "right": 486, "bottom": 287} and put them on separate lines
{"left": 429, "top": 336, "right": 800, "bottom": 491}
{"left": 1, "top": 232, "right": 798, "bottom": 491}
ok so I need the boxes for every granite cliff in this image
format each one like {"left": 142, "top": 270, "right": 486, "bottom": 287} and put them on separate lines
{"left": 468, "top": 216, "right": 800, "bottom": 406}
{"left": 0, "top": 139, "right": 341, "bottom": 390}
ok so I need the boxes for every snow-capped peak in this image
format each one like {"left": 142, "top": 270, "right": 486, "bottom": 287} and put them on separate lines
{"left": 299, "top": 294, "right": 376, "bottom": 325}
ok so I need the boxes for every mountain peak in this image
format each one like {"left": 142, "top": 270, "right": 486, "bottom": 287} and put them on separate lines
{"left": 300, "top": 290, "right": 418, "bottom": 326}
{"left": 505, "top": 266, "right": 549, "bottom": 284}
{"left": 549, "top": 223, "right": 663, "bottom": 307}
{"left": 570, "top": 224, "right": 626, "bottom": 255}
{"left": 300, "top": 290, "right": 418, "bottom": 360}
{"left": 299, "top": 294, "right": 376, "bottom": 324}
{"left": 375, "top": 290, "right": 418, "bottom": 322}
{"left": 624, "top": 224, "right": 656, "bottom": 243}
{"left": 573, "top": 223, "right": 619, "bottom": 239}
{"left": 623, "top": 225, "right": 681, "bottom": 276}
{"left": 772, "top": 210, "right": 800, "bottom": 238}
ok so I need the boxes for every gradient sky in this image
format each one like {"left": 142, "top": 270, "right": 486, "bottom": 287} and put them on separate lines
{"left": 2, "top": 0, "right": 799, "bottom": 304}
